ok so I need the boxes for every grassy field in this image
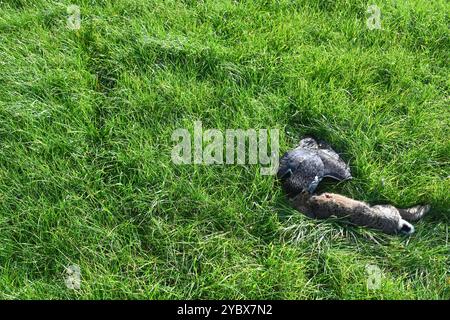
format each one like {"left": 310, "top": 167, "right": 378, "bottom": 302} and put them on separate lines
{"left": 0, "top": 0, "right": 448, "bottom": 299}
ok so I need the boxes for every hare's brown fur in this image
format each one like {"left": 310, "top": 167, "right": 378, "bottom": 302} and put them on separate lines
{"left": 291, "top": 192, "right": 429, "bottom": 234}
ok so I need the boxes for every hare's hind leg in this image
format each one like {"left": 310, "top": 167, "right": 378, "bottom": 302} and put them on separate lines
{"left": 397, "top": 205, "right": 430, "bottom": 222}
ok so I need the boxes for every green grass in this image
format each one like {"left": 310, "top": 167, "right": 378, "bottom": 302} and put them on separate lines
{"left": 0, "top": 0, "right": 449, "bottom": 299}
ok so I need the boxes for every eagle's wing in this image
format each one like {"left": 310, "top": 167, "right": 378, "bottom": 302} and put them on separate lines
{"left": 277, "top": 149, "right": 325, "bottom": 196}
{"left": 316, "top": 141, "right": 352, "bottom": 181}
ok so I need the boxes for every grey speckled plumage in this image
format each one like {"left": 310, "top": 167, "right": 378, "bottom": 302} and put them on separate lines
{"left": 277, "top": 137, "right": 352, "bottom": 197}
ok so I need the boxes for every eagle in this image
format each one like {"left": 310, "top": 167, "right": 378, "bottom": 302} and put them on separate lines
{"left": 277, "top": 137, "right": 352, "bottom": 197}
